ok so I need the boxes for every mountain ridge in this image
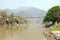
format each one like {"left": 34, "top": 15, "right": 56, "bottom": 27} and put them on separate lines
{"left": 5, "top": 7, "right": 46, "bottom": 17}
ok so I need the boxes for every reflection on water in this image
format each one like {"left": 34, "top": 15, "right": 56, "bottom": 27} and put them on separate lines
{"left": 0, "top": 24, "right": 28, "bottom": 40}
{"left": 0, "top": 23, "right": 46, "bottom": 40}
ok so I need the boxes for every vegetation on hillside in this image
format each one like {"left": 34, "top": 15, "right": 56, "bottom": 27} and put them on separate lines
{"left": 0, "top": 10, "right": 27, "bottom": 25}
{"left": 49, "top": 26, "right": 60, "bottom": 31}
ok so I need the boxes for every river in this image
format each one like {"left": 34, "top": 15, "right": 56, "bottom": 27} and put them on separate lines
{"left": 0, "top": 18, "right": 46, "bottom": 40}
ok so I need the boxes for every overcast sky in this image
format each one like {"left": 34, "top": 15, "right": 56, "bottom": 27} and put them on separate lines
{"left": 0, "top": 0, "right": 60, "bottom": 11}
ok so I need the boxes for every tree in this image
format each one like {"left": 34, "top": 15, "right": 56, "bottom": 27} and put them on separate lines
{"left": 9, "top": 17, "right": 15, "bottom": 23}
{"left": 0, "top": 10, "right": 7, "bottom": 24}
{"left": 43, "top": 6, "right": 60, "bottom": 24}
{"left": 14, "top": 16, "right": 20, "bottom": 24}
{"left": 1, "top": 10, "right": 7, "bottom": 17}
{"left": 0, "top": 11, "right": 3, "bottom": 22}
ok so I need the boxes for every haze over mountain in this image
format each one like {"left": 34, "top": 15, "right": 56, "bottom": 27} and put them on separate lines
{"left": 5, "top": 7, "right": 46, "bottom": 23}
{"left": 6, "top": 7, "right": 46, "bottom": 17}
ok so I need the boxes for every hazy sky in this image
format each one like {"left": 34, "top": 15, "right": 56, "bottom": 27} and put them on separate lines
{"left": 0, "top": 0, "right": 60, "bottom": 11}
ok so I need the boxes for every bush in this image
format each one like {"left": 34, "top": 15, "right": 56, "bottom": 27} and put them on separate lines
{"left": 9, "top": 17, "right": 15, "bottom": 23}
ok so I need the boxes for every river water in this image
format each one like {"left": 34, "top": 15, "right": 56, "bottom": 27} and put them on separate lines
{"left": 0, "top": 18, "right": 46, "bottom": 40}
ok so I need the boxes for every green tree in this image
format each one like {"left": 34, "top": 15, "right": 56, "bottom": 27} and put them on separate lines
{"left": 0, "top": 10, "right": 7, "bottom": 24}
{"left": 1, "top": 10, "right": 7, "bottom": 17}
{"left": 9, "top": 17, "right": 15, "bottom": 23}
{"left": 43, "top": 6, "right": 60, "bottom": 24}
{"left": 9, "top": 13, "right": 15, "bottom": 23}
{"left": 14, "top": 16, "right": 20, "bottom": 23}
